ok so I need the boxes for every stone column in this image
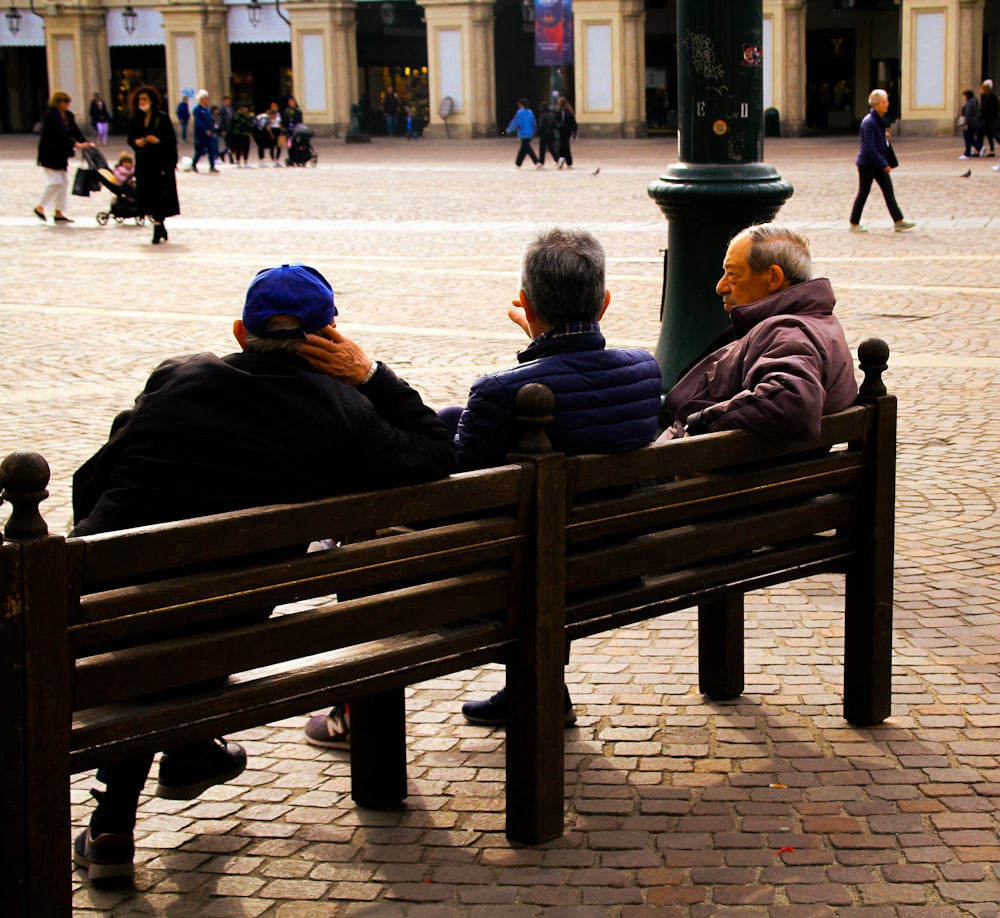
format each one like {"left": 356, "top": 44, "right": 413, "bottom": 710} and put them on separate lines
{"left": 421, "top": 0, "right": 496, "bottom": 138}
{"left": 760, "top": 0, "right": 805, "bottom": 137}
{"left": 161, "top": 2, "right": 229, "bottom": 111}
{"left": 286, "top": 1, "right": 358, "bottom": 136}
{"left": 44, "top": 5, "right": 108, "bottom": 110}
{"left": 898, "top": 0, "right": 987, "bottom": 135}
{"left": 957, "top": 0, "right": 985, "bottom": 100}
{"left": 573, "top": 0, "right": 646, "bottom": 137}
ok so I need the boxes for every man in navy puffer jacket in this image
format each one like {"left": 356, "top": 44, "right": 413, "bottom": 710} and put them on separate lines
{"left": 458, "top": 227, "right": 662, "bottom": 726}
{"left": 456, "top": 227, "right": 662, "bottom": 471}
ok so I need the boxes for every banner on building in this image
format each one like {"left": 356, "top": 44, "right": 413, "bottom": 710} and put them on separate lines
{"left": 535, "top": 0, "right": 573, "bottom": 67}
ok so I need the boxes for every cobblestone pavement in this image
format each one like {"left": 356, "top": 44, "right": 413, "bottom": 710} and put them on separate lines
{"left": 2, "top": 131, "right": 999, "bottom": 916}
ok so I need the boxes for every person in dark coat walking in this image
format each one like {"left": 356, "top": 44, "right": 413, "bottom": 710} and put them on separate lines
{"left": 849, "top": 88, "right": 914, "bottom": 233}
{"left": 978, "top": 80, "right": 1000, "bottom": 156}
{"left": 127, "top": 85, "right": 180, "bottom": 244}
{"left": 555, "top": 96, "right": 577, "bottom": 169}
{"left": 34, "top": 89, "right": 92, "bottom": 223}
{"left": 537, "top": 101, "right": 559, "bottom": 166}
{"left": 175, "top": 95, "right": 191, "bottom": 142}
{"left": 959, "top": 89, "right": 983, "bottom": 159}
{"left": 89, "top": 93, "right": 111, "bottom": 144}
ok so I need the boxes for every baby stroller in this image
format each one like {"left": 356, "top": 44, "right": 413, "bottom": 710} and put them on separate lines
{"left": 286, "top": 124, "right": 318, "bottom": 167}
{"left": 81, "top": 147, "right": 144, "bottom": 226}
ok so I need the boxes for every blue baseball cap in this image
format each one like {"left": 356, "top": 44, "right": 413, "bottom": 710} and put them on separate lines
{"left": 243, "top": 263, "right": 337, "bottom": 338}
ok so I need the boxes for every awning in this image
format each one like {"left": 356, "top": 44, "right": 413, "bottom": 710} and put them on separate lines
{"left": 0, "top": 9, "right": 45, "bottom": 48}
{"left": 106, "top": 8, "right": 165, "bottom": 48}
{"left": 225, "top": 0, "right": 291, "bottom": 45}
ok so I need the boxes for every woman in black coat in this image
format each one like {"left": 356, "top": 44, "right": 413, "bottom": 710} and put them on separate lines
{"left": 35, "top": 90, "right": 90, "bottom": 223}
{"left": 127, "top": 85, "right": 180, "bottom": 244}
{"left": 555, "top": 96, "right": 577, "bottom": 169}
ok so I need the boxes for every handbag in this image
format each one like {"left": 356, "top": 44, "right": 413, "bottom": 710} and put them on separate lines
{"left": 72, "top": 167, "right": 93, "bottom": 197}
{"left": 885, "top": 142, "right": 899, "bottom": 169}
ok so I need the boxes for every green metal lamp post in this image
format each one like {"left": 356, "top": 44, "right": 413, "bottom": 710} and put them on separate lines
{"left": 648, "top": 0, "right": 794, "bottom": 390}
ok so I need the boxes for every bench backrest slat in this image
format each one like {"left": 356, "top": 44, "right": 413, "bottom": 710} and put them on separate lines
{"left": 75, "top": 570, "right": 512, "bottom": 708}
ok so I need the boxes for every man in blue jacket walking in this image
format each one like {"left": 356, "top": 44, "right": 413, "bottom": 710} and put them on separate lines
{"left": 506, "top": 97, "right": 542, "bottom": 168}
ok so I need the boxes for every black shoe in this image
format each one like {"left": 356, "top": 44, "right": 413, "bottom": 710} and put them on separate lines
{"left": 73, "top": 827, "right": 135, "bottom": 882}
{"left": 151, "top": 223, "right": 168, "bottom": 244}
{"left": 33, "top": 206, "right": 45, "bottom": 221}
{"left": 155, "top": 738, "right": 247, "bottom": 799}
{"left": 461, "top": 685, "right": 577, "bottom": 727}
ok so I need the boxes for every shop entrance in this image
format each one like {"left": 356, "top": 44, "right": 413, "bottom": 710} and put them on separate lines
{"left": 230, "top": 42, "right": 292, "bottom": 114}
{"left": 0, "top": 46, "right": 47, "bottom": 132}
{"left": 357, "top": 1, "right": 427, "bottom": 134}
{"left": 806, "top": 29, "right": 856, "bottom": 131}
{"left": 109, "top": 46, "right": 166, "bottom": 132}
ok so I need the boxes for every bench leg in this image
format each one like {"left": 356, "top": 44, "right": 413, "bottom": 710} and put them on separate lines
{"left": 844, "top": 566, "right": 893, "bottom": 725}
{"left": 699, "top": 596, "right": 745, "bottom": 700}
{"left": 349, "top": 689, "right": 407, "bottom": 809}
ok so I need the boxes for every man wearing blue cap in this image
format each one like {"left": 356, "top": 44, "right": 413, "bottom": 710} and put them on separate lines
{"left": 71, "top": 263, "right": 456, "bottom": 882}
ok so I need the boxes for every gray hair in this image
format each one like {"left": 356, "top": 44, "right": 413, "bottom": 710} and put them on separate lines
{"left": 736, "top": 223, "right": 812, "bottom": 286}
{"left": 243, "top": 315, "right": 306, "bottom": 354}
{"left": 868, "top": 88, "right": 888, "bottom": 107}
{"left": 196, "top": 89, "right": 209, "bottom": 102}
{"left": 520, "top": 227, "right": 606, "bottom": 326}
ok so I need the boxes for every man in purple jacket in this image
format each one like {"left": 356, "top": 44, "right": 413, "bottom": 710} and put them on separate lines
{"left": 660, "top": 223, "right": 858, "bottom": 442}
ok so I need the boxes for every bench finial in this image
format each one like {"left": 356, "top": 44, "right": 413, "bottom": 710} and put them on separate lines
{"left": 515, "top": 383, "right": 556, "bottom": 453}
{"left": 857, "top": 338, "right": 889, "bottom": 401}
{"left": 0, "top": 450, "right": 51, "bottom": 541}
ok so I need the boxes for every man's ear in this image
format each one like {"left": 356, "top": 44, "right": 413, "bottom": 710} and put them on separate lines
{"left": 233, "top": 319, "right": 248, "bottom": 350}
{"left": 768, "top": 264, "right": 788, "bottom": 293}
{"left": 519, "top": 290, "right": 538, "bottom": 325}
{"left": 598, "top": 289, "right": 611, "bottom": 321}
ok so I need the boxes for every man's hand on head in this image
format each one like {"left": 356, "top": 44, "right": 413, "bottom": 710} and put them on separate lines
{"left": 299, "top": 324, "right": 375, "bottom": 386}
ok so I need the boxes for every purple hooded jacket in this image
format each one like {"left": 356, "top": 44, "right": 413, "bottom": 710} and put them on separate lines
{"left": 662, "top": 278, "right": 858, "bottom": 441}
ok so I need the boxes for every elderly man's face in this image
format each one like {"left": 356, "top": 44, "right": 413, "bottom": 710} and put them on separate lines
{"left": 716, "top": 236, "right": 774, "bottom": 311}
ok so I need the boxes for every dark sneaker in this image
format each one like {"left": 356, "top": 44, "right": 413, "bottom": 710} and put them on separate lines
{"left": 303, "top": 702, "right": 351, "bottom": 749}
{"left": 461, "top": 685, "right": 577, "bottom": 727}
{"left": 155, "top": 737, "right": 247, "bottom": 799}
{"left": 73, "top": 827, "right": 135, "bottom": 882}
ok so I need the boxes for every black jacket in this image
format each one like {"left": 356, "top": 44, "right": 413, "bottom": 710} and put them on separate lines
{"left": 36, "top": 106, "right": 84, "bottom": 170}
{"left": 128, "top": 109, "right": 180, "bottom": 220}
{"left": 73, "top": 350, "right": 457, "bottom": 535}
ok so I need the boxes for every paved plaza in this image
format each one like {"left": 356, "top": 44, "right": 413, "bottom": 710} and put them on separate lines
{"left": 2, "top": 130, "right": 1000, "bottom": 916}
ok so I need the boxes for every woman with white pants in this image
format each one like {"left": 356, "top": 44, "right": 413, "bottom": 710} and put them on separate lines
{"left": 34, "top": 90, "right": 91, "bottom": 224}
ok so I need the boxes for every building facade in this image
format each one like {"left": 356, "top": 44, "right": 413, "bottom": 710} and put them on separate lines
{"left": 1, "top": 0, "right": 997, "bottom": 138}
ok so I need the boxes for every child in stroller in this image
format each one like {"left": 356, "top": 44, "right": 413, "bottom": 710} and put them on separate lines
{"left": 83, "top": 146, "right": 144, "bottom": 226}
{"left": 286, "top": 124, "right": 318, "bottom": 167}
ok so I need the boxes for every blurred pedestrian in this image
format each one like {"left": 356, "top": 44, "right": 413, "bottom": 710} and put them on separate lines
{"left": 383, "top": 87, "right": 399, "bottom": 136}
{"left": 265, "top": 102, "right": 283, "bottom": 166}
{"left": 89, "top": 93, "right": 111, "bottom": 144}
{"left": 190, "top": 90, "right": 218, "bottom": 173}
{"left": 176, "top": 95, "right": 191, "bottom": 142}
{"left": 849, "top": 89, "right": 914, "bottom": 233}
{"left": 127, "top": 85, "right": 180, "bottom": 244}
{"left": 506, "top": 98, "right": 540, "bottom": 168}
{"left": 555, "top": 96, "right": 577, "bottom": 169}
{"left": 34, "top": 89, "right": 92, "bottom": 223}
{"left": 537, "top": 102, "right": 559, "bottom": 166}
{"left": 218, "top": 94, "right": 235, "bottom": 163}
{"left": 958, "top": 90, "right": 982, "bottom": 159}
{"left": 230, "top": 103, "right": 253, "bottom": 167}
{"left": 978, "top": 81, "right": 1000, "bottom": 157}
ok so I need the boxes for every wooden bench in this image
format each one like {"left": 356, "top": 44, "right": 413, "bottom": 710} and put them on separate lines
{"left": 1, "top": 337, "right": 895, "bottom": 916}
